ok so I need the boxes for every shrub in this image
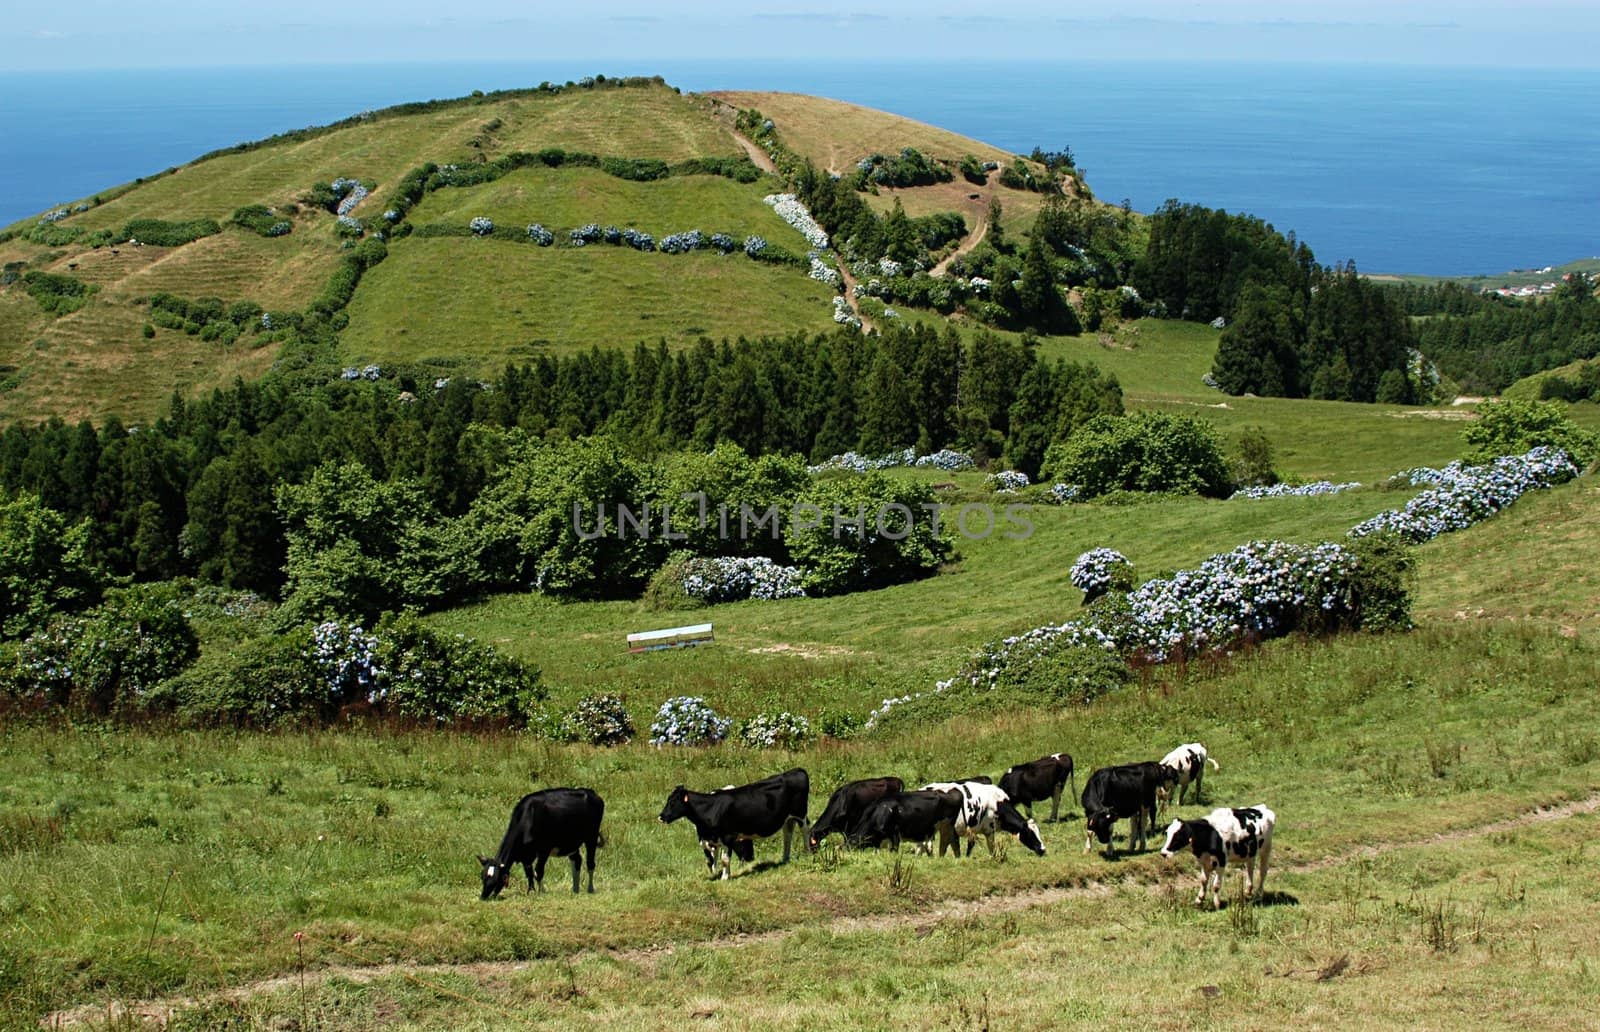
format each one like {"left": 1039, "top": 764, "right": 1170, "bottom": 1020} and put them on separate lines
{"left": 650, "top": 696, "right": 731, "bottom": 746}
{"left": 231, "top": 204, "right": 292, "bottom": 237}
{"left": 3, "top": 586, "right": 198, "bottom": 714}
{"left": 1042, "top": 412, "right": 1234, "bottom": 499}
{"left": 561, "top": 693, "right": 634, "bottom": 745}
{"left": 526, "top": 223, "right": 554, "bottom": 246}
{"left": 600, "top": 156, "right": 670, "bottom": 181}
{"left": 648, "top": 555, "right": 808, "bottom": 606}
{"left": 1232, "top": 426, "right": 1279, "bottom": 487}
{"left": 19, "top": 271, "right": 94, "bottom": 316}
{"left": 142, "top": 627, "right": 319, "bottom": 727}
{"left": 120, "top": 218, "right": 220, "bottom": 247}
{"left": 1461, "top": 399, "right": 1598, "bottom": 467}
{"left": 469, "top": 216, "right": 495, "bottom": 237}
{"left": 785, "top": 473, "right": 952, "bottom": 596}
{"left": 1070, "top": 548, "right": 1134, "bottom": 602}
{"left": 1345, "top": 531, "right": 1416, "bottom": 633}
{"left": 738, "top": 711, "right": 812, "bottom": 749}
{"left": 372, "top": 612, "right": 542, "bottom": 725}
{"left": 959, "top": 154, "right": 988, "bottom": 185}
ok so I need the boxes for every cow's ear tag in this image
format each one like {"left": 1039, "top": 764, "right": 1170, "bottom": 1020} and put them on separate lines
{"left": 682, "top": 793, "right": 690, "bottom": 802}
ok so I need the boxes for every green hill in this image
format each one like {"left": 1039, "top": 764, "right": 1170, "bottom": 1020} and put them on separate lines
{"left": 0, "top": 76, "right": 1130, "bottom": 427}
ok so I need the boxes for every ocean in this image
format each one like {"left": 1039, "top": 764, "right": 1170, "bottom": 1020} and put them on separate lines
{"left": 2, "top": 59, "right": 1595, "bottom": 276}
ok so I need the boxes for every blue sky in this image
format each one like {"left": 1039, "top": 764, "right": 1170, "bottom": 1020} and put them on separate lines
{"left": 5, "top": 1, "right": 1600, "bottom": 70}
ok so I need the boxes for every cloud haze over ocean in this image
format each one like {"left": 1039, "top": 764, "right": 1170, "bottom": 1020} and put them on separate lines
{"left": 6, "top": 0, "right": 1600, "bottom": 69}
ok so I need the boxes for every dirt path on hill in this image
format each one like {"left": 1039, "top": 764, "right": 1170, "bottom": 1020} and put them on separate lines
{"left": 730, "top": 129, "right": 777, "bottom": 174}
{"left": 931, "top": 215, "right": 988, "bottom": 277}
{"left": 41, "top": 791, "right": 1600, "bottom": 1028}
{"left": 834, "top": 261, "right": 873, "bottom": 334}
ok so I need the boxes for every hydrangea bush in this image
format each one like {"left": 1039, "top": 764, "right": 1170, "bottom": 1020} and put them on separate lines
{"left": 682, "top": 556, "right": 808, "bottom": 603}
{"left": 526, "top": 223, "right": 554, "bottom": 246}
{"left": 1232, "top": 481, "right": 1362, "bottom": 500}
{"left": 806, "top": 447, "right": 975, "bottom": 474}
{"left": 1069, "top": 548, "right": 1134, "bottom": 600}
{"left": 468, "top": 216, "right": 495, "bottom": 237}
{"left": 561, "top": 692, "right": 634, "bottom": 745}
{"left": 1351, "top": 447, "right": 1578, "bottom": 543}
{"left": 308, "top": 621, "right": 384, "bottom": 705}
{"left": 650, "top": 696, "right": 731, "bottom": 746}
{"left": 738, "top": 711, "right": 812, "bottom": 749}
{"left": 763, "top": 194, "right": 830, "bottom": 249}
{"left": 987, "top": 470, "right": 1030, "bottom": 492}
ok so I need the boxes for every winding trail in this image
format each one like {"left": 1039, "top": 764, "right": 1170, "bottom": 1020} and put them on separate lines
{"left": 40, "top": 791, "right": 1600, "bottom": 1028}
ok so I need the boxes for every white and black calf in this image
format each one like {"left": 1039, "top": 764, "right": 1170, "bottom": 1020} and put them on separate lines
{"left": 1157, "top": 742, "right": 1219, "bottom": 810}
{"left": 851, "top": 789, "right": 964, "bottom": 853}
{"left": 1081, "top": 762, "right": 1172, "bottom": 856}
{"left": 998, "top": 752, "right": 1076, "bottom": 822}
{"left": 809, "top": 776, "right": 903, "bottom": 851}
{"left": 1159, "top": 805, "right": 1276, "bottom": 909}
{"left": 478, "top": 787, "right": 605, "bottom": 899}
{"left": 921, "top": 781, "right": 1045, "bottom": 858}
{"left": 659, "top": 768, "right": 810, "bottom": 880}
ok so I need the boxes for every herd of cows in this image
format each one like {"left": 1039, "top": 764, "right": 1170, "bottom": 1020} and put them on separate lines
{"left": 476, "top": 743, "right": 1278, "bottom": 911}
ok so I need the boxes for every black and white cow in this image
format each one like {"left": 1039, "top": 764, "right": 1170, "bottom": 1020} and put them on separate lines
{"left": 851, "top": 789, "right": 964, "bottom": 853}
{"left": 923, "top": 780, "right": 1045, "bottom": 858}
{"left": 478, "top": 787, "right": 605, "bottom": 899}
{"left": 1156, "top": 742, "right": 1219, "bottom": 811}
{"left": 998, "top": 753, "right": 1076, "bottom": 822}
{"left": 659, "top": 768, "right": 810, "bottom": 880}
{"left": 808, "top": 776, "right": 904, "bottom": 851}
{"left": 1159, "top": 805, "right": 1276, "bottom": 909}
{"left": 1080, "top": 762, "right": 1174, "bottom": 856}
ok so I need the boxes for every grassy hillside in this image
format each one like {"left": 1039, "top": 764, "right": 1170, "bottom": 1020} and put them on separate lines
{"left": 339, "top": 238, "right": 837, "bottom": 369}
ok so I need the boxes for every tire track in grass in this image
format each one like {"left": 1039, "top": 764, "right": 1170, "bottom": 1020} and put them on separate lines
{"left": 40, "top": 790, "right": 1600, "bottom": 1028}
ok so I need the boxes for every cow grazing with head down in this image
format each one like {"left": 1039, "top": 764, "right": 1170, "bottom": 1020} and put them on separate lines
{"left": 809, "top": 777, "right": 903, "bottom": 851}
{"left": 1157, "top": 742, "right": 1219, "bottom": 811}
{"left": 478, "top": 787, "right": 605, "bottom": 899}
{"left": 1160, "top": 805, "right": 1276, "bottom": 909}
{"left": 851, "top": 789, "right": 964, "bottom": 853}
{"left": 659, "top": 768, "right": 809, "bottom": 880}
{"left": 1081, "top": 762, "right": 1175, "bottom": 856}
{"left": 921, "top": 781, "right": 1046, "bottom": 858}
{"left": 999, "top": 753, "right": 1076, "bottom": 822}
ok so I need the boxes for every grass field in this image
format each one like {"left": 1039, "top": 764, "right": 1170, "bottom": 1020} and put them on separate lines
{"left": 6, "top": 617, "right": 1597, "bottom": 1029}
{"left": 338, "top": 237, "right": 837, "bottom": 369}
{"left": 404, "top": 167, "right": 791, "bottom": 242}
{"left": 708, "top": 90, "right": 1017, "bottom": 172}
{"left": 428, "top": 479, "right": 1420, "bottom": 716}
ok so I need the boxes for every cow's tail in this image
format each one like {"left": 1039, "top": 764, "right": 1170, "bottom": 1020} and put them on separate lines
{"left": 1069, "top": 768, "right": 1078, "bottom": 806}
{"left": 596, "top": 830, "right": 608, "bottom": 849}
{"left": 1206, "top": 758, "right": 1221, "bottom": 772}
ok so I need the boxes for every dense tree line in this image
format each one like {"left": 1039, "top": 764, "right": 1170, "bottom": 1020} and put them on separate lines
{"left": 0, "top": 323, "right": 1121, "bottom": 601}
{"left": 1409, "top": 275, "right": 1600, "bottom": 394}
{"left": 1130, "top": 201, "right": 1419, "bottom": 401}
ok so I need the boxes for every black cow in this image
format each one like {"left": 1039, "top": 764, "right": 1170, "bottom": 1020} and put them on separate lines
{"left": 998, "top": 753, "right": 1076, "bottom": 823}
{"left": 1081, "top": 762, "right": 1174, "bottom": 856}
{"left": 850, "top": 789, "right": 964, "bottom": 853}
{"left": 478, "top": 787, "right": 605, "bottom": 899}
{"left": 809, "top": 776, "right": 904, "bottom": 850}
{"left": 659, "top": 768, "right": 810, "bottom": 880}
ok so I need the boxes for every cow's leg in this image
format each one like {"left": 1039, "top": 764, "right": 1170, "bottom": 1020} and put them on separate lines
{"left": 720, "top": 842, "right": 732, "bottom": 881}
{"left": 523, "top": 861, "right": 536, "bottom": 893}
{"left": 533, "top": 855, "right": 549, "bottom": 893}
{"left": 1210, "top": 862, "right": 1223, "bottom": 910}
{"left": 1049, "top": 786, "right": 1061, "bottom": 823}
{"left": 1084, "top": 829, "right": 1094, "bottom": 854}
{"left": 585, "top": 840, "right": 597, "bottom": 893}
{"left": 569, "top": 853, "right": 582, "bottom": 894}
{"left": 1243, "top": 853, "right": 1257, "bottom": 901}
{"left": 937, "top": 824, "right": 953, "bottom": 858}
{"left": 984, "top": 831, "right": 998, "bottom": 859}
{"left": 781, "top": 820, "right": 794, "bottom": 865}
{"left": 1195, "top": 857, "right": 1209, "bottom": 906}
{"left": 1256, "top": 840, "right": 1272, "bottom": 900}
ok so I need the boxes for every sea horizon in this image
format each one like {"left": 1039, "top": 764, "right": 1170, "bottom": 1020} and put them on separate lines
{"left": 4, "top": 58, "right": 1597, "bottom": 277}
